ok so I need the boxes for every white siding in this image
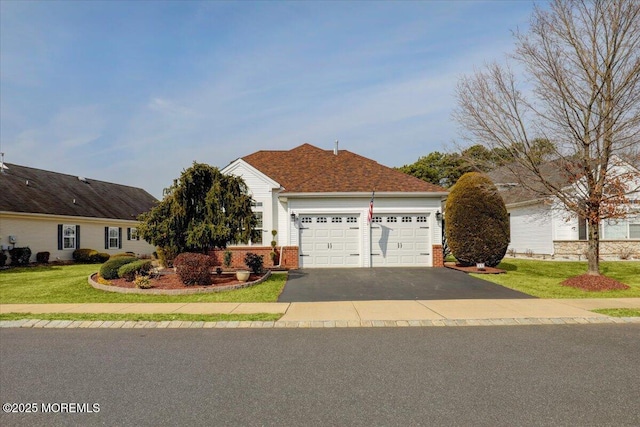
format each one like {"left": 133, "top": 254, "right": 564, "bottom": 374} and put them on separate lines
{"left": 222, "top": 161, "right": 280, "bottom": 246}
{"left": 507, "top": 204, "right": 554, "bottom": 255}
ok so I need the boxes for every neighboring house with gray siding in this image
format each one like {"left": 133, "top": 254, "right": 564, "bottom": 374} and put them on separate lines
{"left": 0, "top": 163, "right": 157, "bottom": 263}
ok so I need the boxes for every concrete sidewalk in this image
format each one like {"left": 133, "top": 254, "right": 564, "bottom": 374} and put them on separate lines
{"left": 1, "top": 298, "right": 639, "bottom": 328}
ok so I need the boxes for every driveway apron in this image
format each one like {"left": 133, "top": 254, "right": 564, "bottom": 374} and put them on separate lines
{"left": 278, "top": 268, "right": 535, "bottom": 302}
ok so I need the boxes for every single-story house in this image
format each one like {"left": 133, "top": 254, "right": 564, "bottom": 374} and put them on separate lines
{"left": 0, "top": 163, "right": 157, "bottom": 263}
{"left": 221, "top": 143, "right": 448, "bottom": 268}
{"left": 489, "top": 158, "right": 640, "bottom": 259}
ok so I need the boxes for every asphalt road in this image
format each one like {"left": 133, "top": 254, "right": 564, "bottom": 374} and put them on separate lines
{"left": 1, "top": 325, "right": 639, "bottom": 426}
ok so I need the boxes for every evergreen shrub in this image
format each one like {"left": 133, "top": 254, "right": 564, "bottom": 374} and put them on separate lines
{"left": 99, "top": 256, "right": 137, "bottom": 280}
{"left": 118, "top": 260, "right": 153, "bottom": 281}
{"left": 445, "top": 172, "right": 509, "bottom": 267}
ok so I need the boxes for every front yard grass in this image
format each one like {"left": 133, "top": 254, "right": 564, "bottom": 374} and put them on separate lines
{"left": 0, "top": 312, "right": 281, "bottom": 322}
{"left": 591, "top": 308, "right": 640, "bottom": 317}
{"left": 0, "top": 264, "right": 286, "bottom": 304}
{"left": 471, "top": 259, "right": 640, "bottom": 298}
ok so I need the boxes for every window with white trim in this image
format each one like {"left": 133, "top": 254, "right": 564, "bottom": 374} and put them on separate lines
{"left": 108, "top": 227, "right": 119, "bottom": 249}
{"left": 130, "top": 227, "right": 139, "bottom": 240}
{"left": 253, "top": 212, "right": 263, "bottom": 245}
{"left": 630, "top": 222, "right": 640, "bottom": 239}
{"left": 63, "top": 225, "right": 76, "bottom": 249}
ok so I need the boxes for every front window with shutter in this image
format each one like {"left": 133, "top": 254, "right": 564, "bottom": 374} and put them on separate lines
{"left": 63, "top": 225, "right": 76, "bottom": 249}
{"left": 108, "top": 227, "right": 119, "bottom": 249}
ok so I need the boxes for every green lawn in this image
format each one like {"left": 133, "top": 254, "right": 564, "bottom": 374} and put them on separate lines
{"left": 0, "top": 264, "right": 287, "bottom": 304}
{"left": 0, "top": 312, "right": 281, "bottom": 322}
{"left": 471, "top": 259, "right": 640, "bottom": 298}
{"left": 591, "top": 309, "right": 640, "bottom": 317}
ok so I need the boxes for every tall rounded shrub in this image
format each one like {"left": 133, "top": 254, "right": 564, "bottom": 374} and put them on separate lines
{"left": 445, "top": 172, "right": 509, "bottom": 267}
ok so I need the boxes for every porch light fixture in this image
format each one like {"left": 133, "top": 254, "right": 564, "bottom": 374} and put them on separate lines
{"left": 290, "top": 212, "right": 297, "bottom": 221}
{"left": 435, "top": 211, "right": 442, "bottom": 222}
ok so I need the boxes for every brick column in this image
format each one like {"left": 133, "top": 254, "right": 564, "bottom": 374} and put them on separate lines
{"left": 432, "top": 245, "right": 444, "bottom": 267}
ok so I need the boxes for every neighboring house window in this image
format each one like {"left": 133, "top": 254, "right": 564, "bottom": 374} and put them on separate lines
{"left": 109, "top": 227, "right": 119, "bottom": 249}
{"left": 251, "top": 201, "right": 263, "bottom": 207}
{"left": 63, "top": 225, "right": 76, "bottom": 249}
{"left": 127, "top": 227, "right": 139, "bottom": 241}
{"left": 630, "top": 223, "right": 640, "bottom": 239}
{"left": 105, "top": 227, "right": 122, "bottom": 250}
{"left": 58, "top": 224, "right": 80, "bottom": 250}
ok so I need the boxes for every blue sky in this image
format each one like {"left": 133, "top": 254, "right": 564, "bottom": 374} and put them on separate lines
{"left": 1, "top": 0, "right": 537, "bottom": 198}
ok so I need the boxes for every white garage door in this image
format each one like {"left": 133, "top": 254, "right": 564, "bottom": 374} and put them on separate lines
{"left": 299, "top": 215, "right": 360, "bottom": 268}
{"left": 371, "top": 214, "right": 431, "bottom": 267}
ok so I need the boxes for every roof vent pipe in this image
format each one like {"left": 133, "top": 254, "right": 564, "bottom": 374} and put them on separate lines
{"left": 334, "top": 140, "right": 339, "bottom": 155}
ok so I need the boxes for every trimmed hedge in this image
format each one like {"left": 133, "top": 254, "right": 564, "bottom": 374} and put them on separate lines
{"left": 9, "top": 247, "right": 32, "bottom": 266}
{"left": 118, "top": 260, "right": 153, "bottom": 281}
{"left": 36, "top": 252, "right": 50, "bottom": 263}
{"left": 99, "top": 256, "right": 138, "bottom": 280}
{"left": 445, "top": 172, "right": 509, "bottom": 267}
{"left": 174, "top": 252, "right": 213, "bottom": 286}
{"left": 73, "top": 249, "right": 110, "bottom": 264}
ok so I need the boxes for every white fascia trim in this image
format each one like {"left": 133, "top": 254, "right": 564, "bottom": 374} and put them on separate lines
{"left": 0, "top": 211, "right": 141, "bottom": 225}
{"left": 221, "top": 159, "right": 281, "bottom": 190}
{"left": 280, "top": 191, "right": 448, "bottom": 199}
{"left": 505, "top": 198, "right": 548, "bottom": 209}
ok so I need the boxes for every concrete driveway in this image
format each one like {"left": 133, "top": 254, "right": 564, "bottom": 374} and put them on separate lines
{"left": 278, "top": 267, "right": 534, "bottom": 302}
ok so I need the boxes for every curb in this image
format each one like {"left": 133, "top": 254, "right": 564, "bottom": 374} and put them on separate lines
{"left": 2, "top": 317, "right": 639, "bottom": 329}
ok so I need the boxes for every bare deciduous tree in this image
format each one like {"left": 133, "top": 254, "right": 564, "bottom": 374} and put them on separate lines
{"left": 454, "top": 0, "right": 640, "bottom": 275}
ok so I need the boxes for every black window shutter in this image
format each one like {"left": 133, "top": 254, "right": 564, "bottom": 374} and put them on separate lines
{"left": 127, "top": 228, "right": 131, "bottom": 241}
{"left": 58, "top": 224, "right": 63, "bottom": 250}
{"left": 104, "top": 227, "right": 109, "bottom": 250}
{"left": 118, "top": 228, "right": 123, "bottom": 249}
{"left": 76, "top": 225, "right": 81, "bottom": 249}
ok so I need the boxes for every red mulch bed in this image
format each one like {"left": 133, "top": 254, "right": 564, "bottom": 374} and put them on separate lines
{"left": 108, "top": 271, "right": 263, "bottom": 290}
{"left": 561, "top": 274, "right": 630, "bottom": 292}
{"left": 444, "top": 262, "right": 506, "bottom": 274}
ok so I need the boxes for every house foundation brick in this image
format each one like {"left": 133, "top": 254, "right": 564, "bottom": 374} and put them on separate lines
{"left": 209, "top": 246, "right": 299, "bottom": 269}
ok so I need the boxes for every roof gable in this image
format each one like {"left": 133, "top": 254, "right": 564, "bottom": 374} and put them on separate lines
{"left": 241, "top": 143, "right": 447, "bottom": 194}
{"left": 0, "top": 164, "right": 157, "bottom": 220}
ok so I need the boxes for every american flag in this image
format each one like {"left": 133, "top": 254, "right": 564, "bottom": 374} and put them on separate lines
{"left": 367, "top": 191, "right": 375, "bottom": 223}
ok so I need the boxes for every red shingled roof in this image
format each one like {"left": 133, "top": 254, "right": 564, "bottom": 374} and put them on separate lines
{"left": 242, "top": 143, "right": 447, "bottom": 193}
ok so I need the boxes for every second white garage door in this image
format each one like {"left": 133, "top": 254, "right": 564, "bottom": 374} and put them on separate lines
{"left": 371, "top": 214, "right": 432, "bottom": 267}
{"left": 299, "top": 215, "right": 360, "bottom": 268}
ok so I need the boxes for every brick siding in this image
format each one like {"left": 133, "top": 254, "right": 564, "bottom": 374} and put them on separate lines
{"left": 432, "top": 245, "right": 444, "bottom": 267}
{"left": 208, "top": 246, "right": 299, "bottom": 269}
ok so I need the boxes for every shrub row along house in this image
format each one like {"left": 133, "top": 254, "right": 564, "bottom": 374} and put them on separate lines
{"left": 0, "top": 163, "right": 157, "bottom": 263}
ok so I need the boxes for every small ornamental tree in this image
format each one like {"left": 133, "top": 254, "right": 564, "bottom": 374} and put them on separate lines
{"left": 445, "top": 172, "right": 509, "bottom": 267}
{"left": 138, "top": 162, "right": 258, "bottom": 256}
